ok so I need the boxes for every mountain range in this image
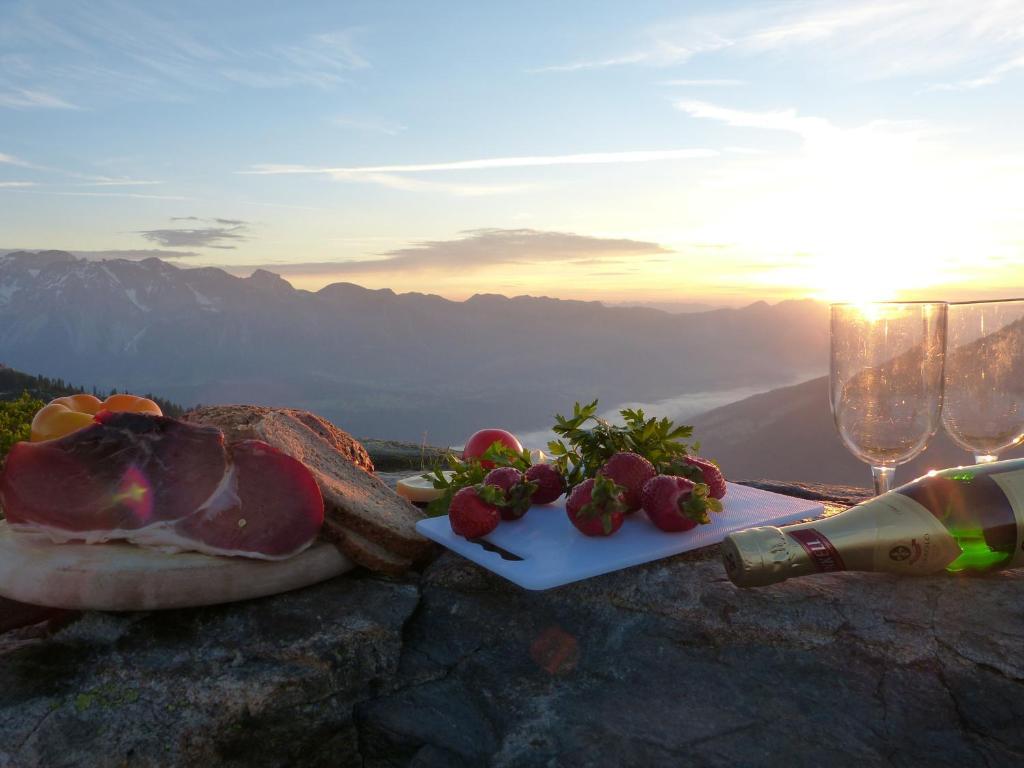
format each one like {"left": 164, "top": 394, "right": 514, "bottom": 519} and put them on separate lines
{"left": 0, "top": 250, "right": 827, "bottom": 445}
{"left": 692, "top": 376, "right": 1024, "bottom": 487}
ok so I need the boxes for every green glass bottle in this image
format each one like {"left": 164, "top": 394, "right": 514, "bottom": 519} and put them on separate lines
{"left": 722, "top": 458, "right": 1024, "bottom": 587}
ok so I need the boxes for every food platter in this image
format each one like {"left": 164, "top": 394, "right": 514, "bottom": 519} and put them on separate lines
{"left": 0, "top": 521, "right": 354, "bottom": 611}
{"left": 417, "top": 482, "right": 823, "bottom": 590}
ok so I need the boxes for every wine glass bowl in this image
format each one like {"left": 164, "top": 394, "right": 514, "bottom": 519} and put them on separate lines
{"left": 830, "top": 302, "right": 947, "bottom": 494}
{"left": 942, "top": 299, "right": 1024, "bottom": 463}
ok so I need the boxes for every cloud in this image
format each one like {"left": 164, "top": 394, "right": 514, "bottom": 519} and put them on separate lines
{"left": 0, "top": 181, "right": 36, "bottom": 188}
{"left": 670, "top": 97, "right": 1024, "bottom": 300}
{"left": 531, "top": 26, "right": 733, "bottom": 73}
{"left": 928, "top": 54, "right": 1024, "bottom": 91}
{"left": 676, "top": 100, "right": 832, "bottom": 138}
{"left": 241, "top": 148, "right": 717, "bottom": 194}
{"left": 224, "top": 228, "right": 672, "bottom": 276}
{"left": 664, "top": 79, "right": 745, "bottom": 87}
{"left": 27, "top": 190, "right": 191, "bottom": 201}
{"left": 73, "top": 248, "right": 200, "bottom": 260}
{"left": 533, "top": 1, "right": 1024, "bottom": 83}
{"left": 219, "top": 30, "right": 368, "bottom": 89}
{"left": 0, "top": 88, "right": 79, "bottom": 109}
{"left": 0, "top": 3, "right": 371, "bottom": 108}
{"left": 71, "top": 178, "right": 163, "bottom": 187}
{"left": 271, "top": 29, "right": 369, "bottom": 86}
{"left": 0, "top": 152, "right": 45, "bottom": 170}
{"left": 531, "top": 52, "right": 655, "bottom": 73}
{"left": 1, "top": 247, "right": 199, "bottom": 260}
{"left": 333, "top": 172, "right": 535, "bottom": 197}
{"left": 330, "top": 115, "right": 406, "bottom": 136}
{"left": 246, "top": 148, "right": 716, "bottom": 176}
{"left": 1, "top": 150, "right": 161, "bottom": 187}
{"left": 171, "top": 216, "right": 248, "bottom": 225}
{"left": 137, "top": 218, "right": 250, "bottom": 249}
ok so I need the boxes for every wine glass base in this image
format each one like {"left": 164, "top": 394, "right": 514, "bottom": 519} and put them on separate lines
{"left": 871, "top": 465, "right": 896, "bottom": 496}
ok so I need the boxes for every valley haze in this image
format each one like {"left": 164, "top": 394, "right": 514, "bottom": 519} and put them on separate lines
{"left": 0, "top": 249, "right": 825, "bottom": 448}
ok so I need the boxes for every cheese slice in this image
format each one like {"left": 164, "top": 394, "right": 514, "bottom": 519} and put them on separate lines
{"left": 396, "top": 471, "right": 453, "bottom": 503}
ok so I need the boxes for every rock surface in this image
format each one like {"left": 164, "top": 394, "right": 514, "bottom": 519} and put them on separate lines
{"left": 361, "top": 440, "right": 450, "bottom": 472}
{"left": 3, "top": 481, "right": 1023, "bottom": 767}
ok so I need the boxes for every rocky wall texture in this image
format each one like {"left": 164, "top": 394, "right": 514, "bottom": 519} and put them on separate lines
{"left": 2, "top": 482, "right": 1022, "bottom": 767}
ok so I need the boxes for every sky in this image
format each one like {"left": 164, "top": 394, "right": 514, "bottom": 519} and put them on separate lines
{"left": 1, "top": 0, "right": 1023, "bottom": 306}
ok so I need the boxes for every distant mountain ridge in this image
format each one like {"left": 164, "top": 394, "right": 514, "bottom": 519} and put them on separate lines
{"left": 692, "top": 376, "right": 1024, "bottom": 487}
{"left": 0, "top": 250, "right": 828, "bottom": 444}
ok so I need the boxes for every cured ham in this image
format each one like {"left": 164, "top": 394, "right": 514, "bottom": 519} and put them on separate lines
{"left": 0, "top": 412, "right": 323, "bottom": 560}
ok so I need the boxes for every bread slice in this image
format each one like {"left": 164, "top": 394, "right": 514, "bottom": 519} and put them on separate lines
{"left": 184, "top": 406, "right": 430, "bottom": 568}
{"left": 282, "top": 409, "right": 375, "bottom": 473}
{"left": 321, "top": 519, "right": 412, "bottom": 575}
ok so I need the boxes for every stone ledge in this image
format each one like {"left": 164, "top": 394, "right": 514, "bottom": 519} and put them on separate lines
{"left": 2, "top": 480, "right": 1022, "bottom": 767}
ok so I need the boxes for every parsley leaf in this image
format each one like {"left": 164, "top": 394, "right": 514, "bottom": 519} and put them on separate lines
{"left": 550, "top": 399, "right": 695, "bottom": 490}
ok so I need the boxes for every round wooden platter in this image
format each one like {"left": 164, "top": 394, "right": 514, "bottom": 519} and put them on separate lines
{"left": 0, "top": 521, "right": 354, "bottom": 611}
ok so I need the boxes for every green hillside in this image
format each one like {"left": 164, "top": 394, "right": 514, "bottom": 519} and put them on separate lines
{"left": 0, "top": 365, "right": 183, "bottom": 417}
{"left": 0, "top": 365, "right": 185, "bottom": 476}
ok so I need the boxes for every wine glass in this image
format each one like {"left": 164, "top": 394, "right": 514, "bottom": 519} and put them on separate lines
{"left": 830, "top": 302, "right": 947, "bottom": 494}
{"left": 942, "top": 299, "right": 1024, "bottom": 463}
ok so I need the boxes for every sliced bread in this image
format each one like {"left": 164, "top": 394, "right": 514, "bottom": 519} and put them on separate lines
{"left": 184, "top": 405, "right": 430, "bottom": 568}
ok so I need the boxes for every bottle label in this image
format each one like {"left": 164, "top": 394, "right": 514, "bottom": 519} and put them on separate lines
{"left": 992, "top": 469, "right": 1024, "bottom": 568}
{"left": 788, "top": 528, "right": 846, "bottom": 572}
{"left": 868, "top": 494, "right": 963, "bottom": 573}
{"left": 783, "top": 493, "right": 962, "bottom": 575}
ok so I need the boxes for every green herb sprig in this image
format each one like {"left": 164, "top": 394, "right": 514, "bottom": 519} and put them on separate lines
{"left": 547, "top": 399, "right": 696, "bottom": 490}
{"left": 424, "top": 441, "right": 532, "bottom": 517}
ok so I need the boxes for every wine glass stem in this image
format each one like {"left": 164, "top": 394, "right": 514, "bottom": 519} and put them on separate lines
{"left": 871, "top": 465, "right": 895, "bottom": 496}
{"left": 974, "top": 453, "right": 999, "bottom": 464}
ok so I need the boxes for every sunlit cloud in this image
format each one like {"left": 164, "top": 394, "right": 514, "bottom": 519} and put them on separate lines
{"left": 223, "top": 228, "right": 671, "bottom": 276}
{"left": 677, "top": 100, "right": 831, "bottom": 137}
{"left": 243, "top": 149, "right": 717, "bottom": 175}
{"left": 333, "top": 172, "right": 536, "bottom": 197}
{"left": 675, "top": 99, "right": 1024, "bottom": 303}
{"left": 241, "top": 148, "right": 716, "bottom": 196}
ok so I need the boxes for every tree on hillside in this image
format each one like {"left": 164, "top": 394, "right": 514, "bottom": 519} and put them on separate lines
{"left": 0, "top": 391, "right": 43, "bottom": 461}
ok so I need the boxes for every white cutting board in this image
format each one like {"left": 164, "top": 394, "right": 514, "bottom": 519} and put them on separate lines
{"left": 0, "top": 520, "right": 354, "bottom": 611}
{"left": 416, "top": 482, "right": 823, "bottom": 590}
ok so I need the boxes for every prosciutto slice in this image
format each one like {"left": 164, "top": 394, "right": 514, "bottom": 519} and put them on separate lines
{"left": 0, "top": 412, "right": 324, "bottom": 560}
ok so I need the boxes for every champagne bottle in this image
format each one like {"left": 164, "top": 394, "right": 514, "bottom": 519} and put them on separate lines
{"left": 722, "top": 457, "right": 1024, "bottom": 587}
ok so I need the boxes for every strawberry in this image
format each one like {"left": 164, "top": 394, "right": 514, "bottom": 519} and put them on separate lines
{"left": 565, "top": 475, "right": 626, "bottom": 537}
{"left": 484, "top": 466, "right": 537, "bottom": 520}
{"left": 665, "top": 456, "right": 727, "bottom": 500}
{"left": 640, "top": 475, "right": 723, "bottom": 532}
{"left": 448, "top": 485, "right": 501, "bottom": 538}
{"left": 524, "top": 463, "right": 565, "bottom": 504}
{"left": 598, "top": 451, "right": 656, "bottom": 512}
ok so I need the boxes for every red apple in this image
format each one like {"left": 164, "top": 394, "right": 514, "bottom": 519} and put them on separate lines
{"left": 462, "top": 428, "right": 524, "bottom": 468}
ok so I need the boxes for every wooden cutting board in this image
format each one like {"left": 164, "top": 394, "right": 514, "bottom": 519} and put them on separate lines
{"left": 0, "top": 521, "right": 354, "bottom": 611}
